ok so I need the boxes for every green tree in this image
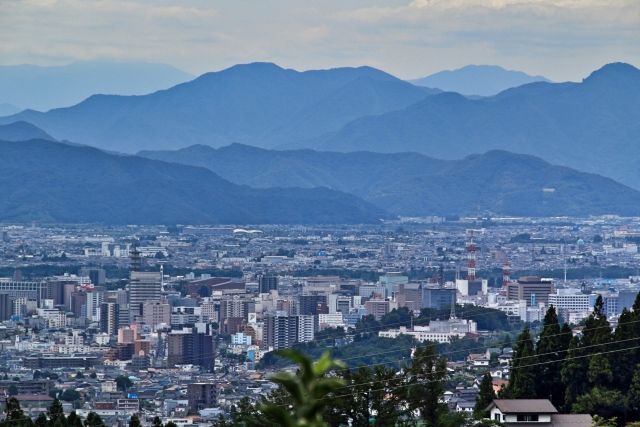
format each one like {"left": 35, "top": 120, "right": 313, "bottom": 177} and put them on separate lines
{"left": 151, "top": 416, "right": 163, "bottom": 427}
{"left": 259, "top": 349, "right": 346, "bottom": 427}
{"left": 3, "top": 397, "right": 32, "bottom": 426}
{"left": 535, "top": 306, "right": 568, "bottom": 407}
{"left": 7, "top": 384, "right": 18, "bottom": 396}
{"left": 474, "top": 372, "right": 495, "bottom": 419}
{"left": 354, "top": 314, "right": 381, "bottom": 335}
{"left": 34, "top": 413, "right": 48, "bottom": 427}
{"left": 68, "top": 412, "right": 83, "bottom": 427}
{"left": 116, "top": 375, "right": 133, "bottom": 392}
{"left": 48, "top": 398, "right": 66, "bottom": 425}
{"left": 403, "top": 344, "right": 448, "bottom": 426}
{"left": 506, "top": 327, "right": 536, "bottom": 398}
{"left": 627, "top": 365, "right": 640, "bottom": 420}
{"left": 84, "top": 412, "right": 106, "bottom": 427}
{"left": 572, "top": 387, "right": 625, "bottom": 421}
{"left": 60, "top": 389, "right": 81, "bottom": 402}
{"left": 325, "top": 365, "right": 404, "bottom": 426}
{"left": 165, "top": 422, "right": 177, "bottom": 427}
{"left": 129, "top": 414, "right": 141, "bottom": 427}
{"left": 561, "top": 336, "right": 585, "bottom": 408}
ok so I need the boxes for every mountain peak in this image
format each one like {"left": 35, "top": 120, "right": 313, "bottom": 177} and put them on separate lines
{"left": 584, "top": 62, "right": 640, "bottom": 83}
{"left": 410, "top": 64, "right": 550, "bottom": 96}
{"left": 0, "top": 121, "right": 55, "bottom": 142}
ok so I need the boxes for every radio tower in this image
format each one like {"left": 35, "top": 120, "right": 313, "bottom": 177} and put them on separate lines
{"left": 466, "top": 229, "right": 477, "bottom": 281}
{"left": 502, "top": 260, "right": 511, "bottom": 289}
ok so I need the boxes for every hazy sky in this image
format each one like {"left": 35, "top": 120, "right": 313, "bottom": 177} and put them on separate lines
{"left": 1, "top": 0, "right": 638, "bottom": 81}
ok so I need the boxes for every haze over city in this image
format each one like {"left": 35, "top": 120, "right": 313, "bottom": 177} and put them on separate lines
{"left": 0, "top": 1, "right": 639, "bottom": 427}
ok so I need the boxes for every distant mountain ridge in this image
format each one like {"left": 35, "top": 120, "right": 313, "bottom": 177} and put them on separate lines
{"left": 0, "top": 121, "right": 55, "bottom": 142}
{"left": 0, "top": 62, "right": 434, "bottom": 153}
{"left": 0, "top": 139, "right": 386, "bottom": 224}
{"left": 0, "top": 61, "right": 193, "bottom": 112}
{"left": 139, "top": 144, "right": 640, "bottom": 217}
{"left": 318, "top": 62, "right": 640, "bottom": 188}
{"left": 410, "top": 64, "right": 550, "bottom": 96}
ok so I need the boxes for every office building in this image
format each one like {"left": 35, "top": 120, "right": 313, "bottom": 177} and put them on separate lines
{"left": 167, "top": 327, "right": 215, "bottom": 370}
{"left": 0, "top": 292, "right": 13, "bottom": 321}
{"left": 142, "top": 300, "right": 171, "bottom": 330}
{"left": 259, "top": 275, "right": 278, "bottom": 294}
{"left": 507, "top": 277, "right": 554, "bottom": 307}
{"left": 187, "top": 383, "right": 216, "bottom": 414}
{"left": 264, "top": 314, "right": 299, "bottom": 350}
{"left": 422, "top": 285, "right": 457, "bottom": 310}
{"left": 80, "top": 267, "right": 106, "bottom": 286}
{"left": 364, "top": 299, "right": 390, "bottom": 320}
{"left": 99, "top": 302, "right": 119, "bottom": 336}
{"left": 129, "top": 271, "right": 162, "bottom": 316}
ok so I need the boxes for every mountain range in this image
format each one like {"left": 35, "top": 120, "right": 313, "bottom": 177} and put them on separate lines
{"left": 0, "top": 121, "right": 55, "bottom": 142}
{"left": 0, "top": 139, "right": 385, "bottom": 225}
{"left": 140, "top": 144, "right": 640, "bottom": 217}
{"left": 1, "top": 61, "right": 638, "bottom": 191}
{"left": 0, "top": 61, "right": 193, "bottom": 112}
{"left": 0, "top": 62, "right": 435, "bottom": 153}
{"left": 410, "top": 65, "right": 550, "bottom": 96}
{"left": 317, "top": 62, "right": 640, "bottom": 188}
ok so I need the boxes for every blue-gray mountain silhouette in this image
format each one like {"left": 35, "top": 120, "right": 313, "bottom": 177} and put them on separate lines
{"left": 0, "top": 139, "right": 386, "bottom": 224}
{"left": 140, "top": 143, "right": 640, "bottom": 217}
{"left": 410, "top": 64, "right": 549, "bottom": 96}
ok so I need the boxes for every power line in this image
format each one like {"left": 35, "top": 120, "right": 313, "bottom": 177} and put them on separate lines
{"left": 271, "top": 341, "right": 640, "bottom": 408}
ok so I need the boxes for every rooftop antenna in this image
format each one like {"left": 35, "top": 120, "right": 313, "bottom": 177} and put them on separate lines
{"left": 562, "top": 244, "right": 567, "bottom": 284}
{"left": 450, "top": 298, "right": 457, "bottom": 320}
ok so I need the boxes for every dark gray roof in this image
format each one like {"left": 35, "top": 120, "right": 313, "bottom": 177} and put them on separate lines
{"left": 551, "top": 414, "right": 592, "bottom": 426}
{"left": 490, "top": 399, "right": 558, "bottom": 414}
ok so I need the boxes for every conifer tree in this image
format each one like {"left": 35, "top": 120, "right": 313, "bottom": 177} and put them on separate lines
{"left": 68, "top": 412, "right": 83, "bottom": 427}
{"left": 83, "top": 412, "right": 106, "bottom": 427}
{"left": 535, "top": 306, "right": 566, "bottom": 407}
{"left": 403, "top": 344, "right": 448, "bottom": 426}
{"left": 474, "top": 372, "right": 495, "bottom": 419}
{"left": 506, "top": 326, "right": 536, "bottom": 398}
{"left": 129, "top": 414, "right": 141, "bottom": 427}
{"left": 627, "top": 366, "right": 640, "bottom": 421}
{"left": 47, "top": 398, "right": 66, "bottom": 425}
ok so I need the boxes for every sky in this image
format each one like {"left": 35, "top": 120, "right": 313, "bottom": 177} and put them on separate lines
{"left": 0, "top": 0, "right": 638, "bottom": 81}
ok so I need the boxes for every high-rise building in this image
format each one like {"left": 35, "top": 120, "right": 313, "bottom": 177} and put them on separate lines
{"left": 80, "top": 268, "right": 106, "bottom": 286}
{"left": 507, "top": 277, "right": 554, "bottom": 307}
{"left": 0, "top": 280, "right": 47, "bottom": 303}
{"left": 264, "top": 314, "right": 299, "bottom": 350}
{"left": 0, "top": 292, "right": 13, "bottom": 321}
{"left": 187, "top": 383, "right": 216, "bottom": 414}
{"left": 364, "top": 299, "right": 390, "bottom": 320}
{"left": 142, "top": 300, "right": 171, "bottom": 330}
{"left": 129, "top": 271, "right": 162, "bottom": 317}
{"left": 422, "top": 285, "right": 457, "bottom": 310}
{"left": 396, "top": 284, "right": 423, "bottom": 311}
{"left": 259, "top": 275, "right": 278, "bottom": 294}
{"left": 299, "top": 295, "right": 328, "bottom": 315}
{"left": 85, "top": 288, "right": 105, "bottom": 321}
{"left": 167, "top": 327, "right": 215, "bottom": 370}
{"left": 99, "top": 302, "right": 119, "bottom": 336}
{"left": 297, "top": 315, "right": 315, "bottom": 343}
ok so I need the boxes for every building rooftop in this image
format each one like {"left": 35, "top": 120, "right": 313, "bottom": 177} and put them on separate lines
{"left": 488, "top": 399, "right": 558, "bottom": 414}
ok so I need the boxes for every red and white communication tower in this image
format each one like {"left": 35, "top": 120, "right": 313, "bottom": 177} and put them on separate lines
{"left": 502, "top": 260, "right": 511, "bottom": 288}
{"left": 466, "top": 229, "right": 483, "bottom": 281}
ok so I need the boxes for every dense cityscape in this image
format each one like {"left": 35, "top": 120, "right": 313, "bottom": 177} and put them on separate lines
{"left": 2, "top": 1, "right": 639, "bottom": 425}
{"left": 0, "top": 216, "right": 638, "bottom": 425}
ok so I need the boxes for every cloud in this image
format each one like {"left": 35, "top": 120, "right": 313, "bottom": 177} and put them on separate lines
{"left": 0, "top": 0, "right": 637, "bottom": 81}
